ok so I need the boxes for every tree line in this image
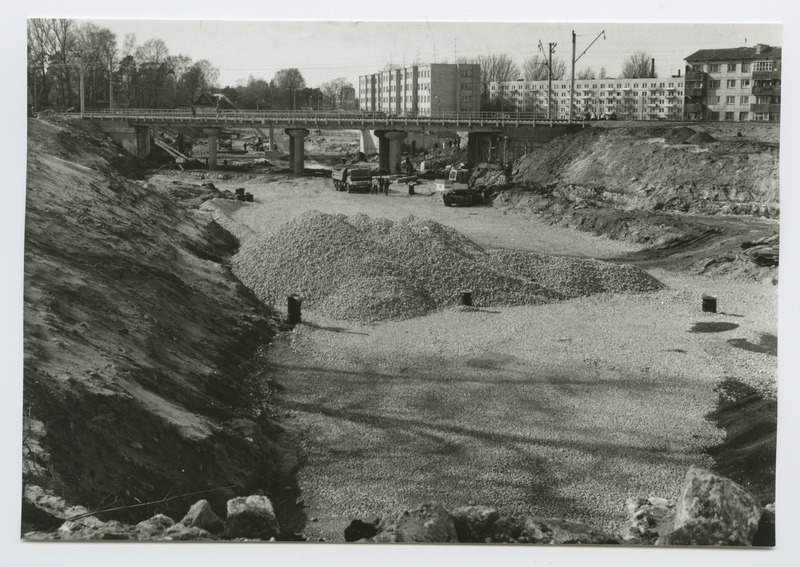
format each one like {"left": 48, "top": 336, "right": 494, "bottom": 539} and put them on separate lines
{"left": 27, "top": 19, "right": 355, "bottom": 112}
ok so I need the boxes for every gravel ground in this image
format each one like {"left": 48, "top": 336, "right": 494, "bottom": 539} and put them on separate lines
{"left": 264, "top": 270, "right": 775, "bottom": 542}
{"left": 188, "top": 172, "right": 777, "bottom": 542}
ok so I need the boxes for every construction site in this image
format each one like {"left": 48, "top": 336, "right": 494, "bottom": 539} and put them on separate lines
{"left": 20, "top": 102, "right": 781, "bottom": 549}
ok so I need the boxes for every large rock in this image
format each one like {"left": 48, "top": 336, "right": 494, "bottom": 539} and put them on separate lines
{"left": 135, "top": 514, "right": 175, "bottom": 537}
{"left": 57, "top": 518, "right": 133, "bottom": 541}
{"left": 162, "top": 523, "right": 216, "bottom": 541}
{"left": 517, "top": 517, "right": 619, "bottom": 545}
{"left": 374, "top": 502, "right": 458, "bottom": 543}
{"left": 180, "top": 499, "right": 225, "bottom": 534}
{"left": 657, "top": 467, "right": 762, "bottom": 546}
{"left": 225, "top": 495, "right": 280, "bottom": 540}
{"left": 625, "top": 496, "right": 676, "bottom": 543}
{"left": 21, "top": 485, "right": 94, "bottom": 531}
{"left": 450, "top": 505, "right": 500, "bottom": 543}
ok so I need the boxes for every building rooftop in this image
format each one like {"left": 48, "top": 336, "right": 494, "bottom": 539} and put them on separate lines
{"left": 685, "top": 45, "right": 782, "bottom": 62}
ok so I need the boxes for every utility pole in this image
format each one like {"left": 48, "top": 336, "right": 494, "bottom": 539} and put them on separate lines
{"left": 79, "top": 57, "right": 85, "bottom": 118}
{"left": 109, "top": 56, "right": 114, "bottom": 111}
{"left": 548, "top": 43, "right": 555, "bottom": 121}
{"left": 570, "top": 31, "right": 576, "bottom": 122}
{"left": 572, "top": 29, "right": 606, "bottom": 122}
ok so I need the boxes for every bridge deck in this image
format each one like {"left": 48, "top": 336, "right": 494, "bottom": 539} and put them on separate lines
{"left": 78, "top": 109, "right": 578, "bottom": 132}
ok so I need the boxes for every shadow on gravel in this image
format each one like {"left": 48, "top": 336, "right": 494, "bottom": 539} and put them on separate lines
{"left": 706, "top": 378, "right": 776, "bottom": 505}
{"left": 689, "top": 322, "right": 739, "bottom": 333}
{"left": 728, "top": 333, "right": 777, "bottom": 356}
{"left": 300, "top": 321, "right": 370, "bottom": 336}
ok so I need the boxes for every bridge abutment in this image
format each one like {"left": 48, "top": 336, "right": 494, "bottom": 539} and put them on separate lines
{"left": 286, "top": 128, "right": 309, "bottom": 175}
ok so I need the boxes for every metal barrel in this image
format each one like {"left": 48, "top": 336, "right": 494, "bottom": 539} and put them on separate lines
{"left": 702, "top": 295, "right": 717, "bottom": 313}
{"left": 461, "top": 290, "right": 473, "bottom": 306}
{"left": 287, "top": 294, "right": 303, "bottom": 325}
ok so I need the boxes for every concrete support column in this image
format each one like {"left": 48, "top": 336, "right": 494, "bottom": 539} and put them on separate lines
{"left": 135, "top": 126, "right": 151, "bottom": 159}
{"left": 268, "top": 125, "right": 275, "bottom": 150}
{"left": 375, "top": 131, "right": 389, "bottom": 173}
{"left": 385, "top": 131, "right": 406, "bottom": 175}
{"left": 203, "top": 128, "right": 222, "bottom": 170}
{"left": 286, "top": 128, "right": 309, "bottom": 175}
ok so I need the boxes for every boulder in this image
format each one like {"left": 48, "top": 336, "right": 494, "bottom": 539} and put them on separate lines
{"left": 57, "top": 518, "right": 133, "bottom": 540}
{"left": 517, "top": 517, "right": 619, "bottom": 545}
{"left": 344, "top": 519, "right": 379, "bottom": 542}
{"left": 135, "top": 514, "right": 175, "bottom": 537}
{"left": 225, "top": 495, "right": 280, "bottom": 540}
{"left": 450, "top": 505, "right": 500, "bottom": 543}
{"left": 658, "top": 467, "right": 762, "bottom": 546}
{"left": 180, "top": 499, "right": 225, "bottom": 534}
{"left": 163, "top": 523, "right": 216, "bottom": 541}
{"left": 374, "top": 502, "right": 458, "bottom": 543}
{"left": 624, "top": 496, "right": 676, "bottom": 543}
{"left": 21, "top": 485, "right": 93, "bottom": 531}
{"left": 486, "top": 516, "right": 526, "bottom": 543}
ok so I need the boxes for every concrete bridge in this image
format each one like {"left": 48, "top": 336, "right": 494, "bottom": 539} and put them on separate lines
{"left": 78, "top": 109, "right": 584, "bottom": 174}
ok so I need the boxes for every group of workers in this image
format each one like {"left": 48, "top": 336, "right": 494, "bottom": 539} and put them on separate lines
{"left": 370, "top": 175, "right": 391, "bottom": 195}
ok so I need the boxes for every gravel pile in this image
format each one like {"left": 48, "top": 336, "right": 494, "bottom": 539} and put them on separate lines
{"left": 490, "top": 250, "right": 666, "bottom": 298}
{"left": 233, "top": 211, "right": 664, "bottom": 323}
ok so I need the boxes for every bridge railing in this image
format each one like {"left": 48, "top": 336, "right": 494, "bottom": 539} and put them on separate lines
{"left": 76, "top": 108, "right": 573, "bottom": 125}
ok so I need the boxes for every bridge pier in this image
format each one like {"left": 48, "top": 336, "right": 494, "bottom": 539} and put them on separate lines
{"left": 203, "top": 128, "right": 222, "bottom": 170}
{"left": 286, "top": 128, "right": 309, "bottom": 175}
{"left": 375, "top": 131, "right": 389, "bottom": 173}
{"left": 268, "top": 126, "right": 275, "bottom": 151}
{"left": 385, "top": 131, "right": 406, "bottom": 175}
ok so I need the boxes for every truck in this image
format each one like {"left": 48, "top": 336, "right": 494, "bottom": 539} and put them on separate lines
{"left": 436, "top": 166, "right": 481, "bottom": 206}
{"left": 331, "top": 166, "right": 373, "bottom": 193}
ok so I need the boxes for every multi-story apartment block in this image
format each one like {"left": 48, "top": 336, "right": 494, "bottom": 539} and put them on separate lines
{"left": 684, "top": 43, "right": 781, "bottom": 122}
{"left": 488, "top": 76, "right": 685, "bottom": 121}
{"left": 358, "top": 63, "right": 481, "bottom": 115}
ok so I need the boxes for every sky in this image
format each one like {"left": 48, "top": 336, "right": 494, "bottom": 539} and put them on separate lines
{"left": 83, "top": 20, "right": 783, "bottom": 89}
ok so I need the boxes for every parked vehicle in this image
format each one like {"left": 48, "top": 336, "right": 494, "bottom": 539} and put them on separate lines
{"left": 332, "top": 166, "right": 373, "bottom": 193}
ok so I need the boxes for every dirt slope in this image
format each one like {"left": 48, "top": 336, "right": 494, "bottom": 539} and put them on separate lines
{"left": 507, "top": 125, "right": 779, "bottom": 217}
{"left": 23, "top": 118, "right": 295, "bottom": 532}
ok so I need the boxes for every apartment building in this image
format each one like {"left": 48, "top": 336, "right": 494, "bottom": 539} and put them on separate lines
{"left": 684, "top": 44, "right": 781, "bottom": 122}
{"left": 488, "top": 76, "right": 685, "bottom": 121}
{"left": 358, "top": 63, "right": 481, "bottom": 115}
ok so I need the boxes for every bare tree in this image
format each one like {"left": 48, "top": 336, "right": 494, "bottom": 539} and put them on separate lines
{"left": 523, "top": 55, "right": 566, "bottom": 81}
{"left": 470, "top": 53, "right": 519, "bottom": 96}
{"left": 320, "top": 77, "right": 353, "bottom": 110}
{"left": 599, "top": 67, "right": 608, "bottom": 79}
{"left": 621, "top": 51, "right": 655, "bottom": 78}
{"left": 194, "top": 59, "right": 220, "bottom": 89}
{"left": 577, "top": 67, "right": 596, "bottom": 80}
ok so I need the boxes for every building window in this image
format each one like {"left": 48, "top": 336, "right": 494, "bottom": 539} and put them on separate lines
{"left": 725, "top": 111, "right": 734, "bottom": 120}
{"left": 710, "top": 80, "right": 721, "bottom": 88}
{"left": 741, "top": 79, "right": 751, "bottom": 88}
{"left": 710, "top": 64, "right": 720, "bottom": 72}
{"left": 728, "top": 63, "right": 737, "bottom": 72}
{"left": 715, "top": 96, "right": 721, "bottom": 104}
{"left": 739, "top": 111, "right": 749, "bottom": 121}
{"left": 709, "top": 111, "right": 720, "bottom": 120}
{"left": 754, "top": 112, "right": 765, "bottom": 121}
{"left": 727, "top": 80, "right": 736, "bottom": 88}
{"left": 753, "top": 61, "right": 773, "bottom": 71}
{"left": 740, "top": 96, "right": 749, "bottom": 104}
{"left": 742, "top": 63, "right": 750, "bottom": 72}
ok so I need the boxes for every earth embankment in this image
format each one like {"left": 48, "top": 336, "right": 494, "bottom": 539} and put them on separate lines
{"left": 23, "top": 117, "right": 295, "bottom": 531}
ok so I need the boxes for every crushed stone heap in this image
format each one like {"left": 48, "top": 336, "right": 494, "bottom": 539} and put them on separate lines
{"left": 233, "top": 211, "right": 665, "bottom": 323}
